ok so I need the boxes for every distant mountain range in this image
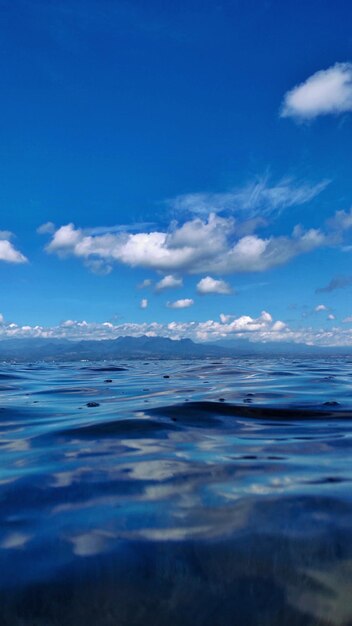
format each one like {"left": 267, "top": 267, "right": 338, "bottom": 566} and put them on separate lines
{"left": 0, "top": 335, "right": 351, "bottom": 361}
{"left": 0, "top": 336, "right": 228, "bottom": 361}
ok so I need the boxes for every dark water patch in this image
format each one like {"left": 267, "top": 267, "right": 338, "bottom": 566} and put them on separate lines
{"left": 270, "top": 371, "right": 295, "bottom": 376}
{"left": 60, "top": 417, "right": 177, "bottom": 438}
{"left": 0, "top": 372, "right": 23, "bottom": 380}
{"left": 84, "top": 366, "right": 128, "bottom": 372}
{"left": 2, "top": 500, "right": 352, "bottom": 625}
{"left": 150, "top": 400, "right": 352, "bottom": 422}
{"left": 301, "top": 476, "right": 347, "bottom": 485}
{"left": 0, "top": 406, "right": 41, "bottom": 419}
{"left": 34, "top": 386, "right": 102, "bottom": 396}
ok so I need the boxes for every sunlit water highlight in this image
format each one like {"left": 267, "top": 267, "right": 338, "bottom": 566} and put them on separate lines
{"left": 1, "top": 356, "right": 352, "bottom": 625}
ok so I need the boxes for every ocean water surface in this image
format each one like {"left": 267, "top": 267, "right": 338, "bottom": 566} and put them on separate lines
{"left": 1, "top": 356, "right": 352, "bottom": 625}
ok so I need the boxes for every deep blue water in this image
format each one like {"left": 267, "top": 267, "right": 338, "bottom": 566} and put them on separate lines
{"left": 1, "top": 357, "right": 352, "bottom": 625}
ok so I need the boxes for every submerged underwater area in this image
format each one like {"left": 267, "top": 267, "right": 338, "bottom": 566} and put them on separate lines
{"left": 1, "top": 356, "right": 352, "bottom": 625}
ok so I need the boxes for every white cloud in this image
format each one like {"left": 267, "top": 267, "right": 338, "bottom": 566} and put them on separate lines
{"left": 315, "top": 304, "right": 328, "bottom": 312}
{"left": 343, "top": 316, "right": 352, "bottom": 324}
{"left": 197, "top": 276, "right": 232, "bottom": 294}
{"left": 272, "top": 320, "right": 286, "bottom": 331}
{"left": 281, "top": 62, "right": 352, "bottom": 120}
{"left": 327, "top": 314, "right": 336, "bottom": 320}
{"left": 155, "top": 274, "right": 183, "bottom": 291}
{"left": 44, "top": 213, "right": 328, "bottom": 276}
{"left": 0, "top": 238, "right": 27, "bottom": 264}
{"left": 2, "top": 312, "right": 352, "bottom": 346}
{"left": 167, "top": 298, "right": 194, "bottom": 309}
{"left": 0, "top": 310, "right": 279, "bottom": 341}
{"left": 140, "top": 298, "right": 148, "bottom": 309}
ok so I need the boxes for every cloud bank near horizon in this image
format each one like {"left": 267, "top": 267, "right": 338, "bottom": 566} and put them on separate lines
{"left": 1, "top": 310, "right": 352, "bottom": 347}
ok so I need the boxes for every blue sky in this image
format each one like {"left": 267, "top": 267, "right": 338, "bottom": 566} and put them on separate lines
{"left": 1, "top": 0, "right": 352, "bottom": 345}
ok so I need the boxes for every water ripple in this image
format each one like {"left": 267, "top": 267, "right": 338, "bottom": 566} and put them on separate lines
{"left": 1, "top": 356, "right": 352, "bottom": 624}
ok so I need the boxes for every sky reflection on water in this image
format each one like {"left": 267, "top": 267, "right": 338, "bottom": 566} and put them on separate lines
{"left": 1, "top": 357, "right": 352, "bottom": 625}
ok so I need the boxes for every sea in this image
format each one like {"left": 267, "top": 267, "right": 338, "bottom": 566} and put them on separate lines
{"left": 1, "top": 356, "right": 352, "bottom": 625}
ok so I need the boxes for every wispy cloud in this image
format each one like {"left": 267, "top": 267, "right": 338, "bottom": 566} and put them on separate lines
{"left": 281, "top": 62, "right": 352, "bottom": 120}
{"left": 196, "top": 276, "right": 232, "bottom": 294}
{"left": 85, "top": 222, "right": 156, "bottom": 235}
{"left": 316, "top": 275, "right": 352, "bottom": 293}
{"left": 169, "top": 175, "right": 328, "bottom": 219}
{"left": 38, "top": 221, "right": 156, "bottom": 236}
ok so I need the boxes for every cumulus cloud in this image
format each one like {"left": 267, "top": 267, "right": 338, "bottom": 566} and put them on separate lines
{"left": 281, "top": 62, "right": 352, "bottom": 120}
{"left": 0, "top": 235, "right": 27, "bottom": 264}
{"left": 197, "top": 276, "right": 232, "bottom": 294}
{"left": 169, "top": 176, "right": 328, "bottom": 219}
{"left": 43, "top": 213, "right": 329, "bottom": 276}
{"left": 167, "top": 298, "right": 194, "bottom": 309}
{"left": 315, "top": 304, "right": 328, "bottom": 312}
{"left": 2, "top": 311, "right": 352, "bottom": 346}
{"left": 316, "top": 275, "right": 352, "bottom": 293}
{"left": 140, "top": 298, "right": 148, "bottom": 309}
{"left": 0, "top": 310, "right": 282, "bottom": 342}
{"left": 155, "top": 274, "right": 183, "bottom": 291}
{"left": 327, "top": 314, "right": 336, "bottom": 320}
